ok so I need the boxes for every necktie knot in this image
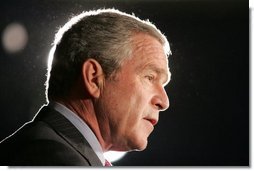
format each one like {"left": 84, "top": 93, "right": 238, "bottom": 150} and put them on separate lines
{"left": 105, "top": 159, "right": 112, "bottom": 166}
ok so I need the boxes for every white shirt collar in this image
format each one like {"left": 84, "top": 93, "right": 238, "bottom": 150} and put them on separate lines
{"left": 48, "top": 101, "right": 105, "bottom": 165}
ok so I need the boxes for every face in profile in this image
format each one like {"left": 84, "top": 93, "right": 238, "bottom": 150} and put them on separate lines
{"left": 97, "top": 33, "right": 170, "bottom": 152}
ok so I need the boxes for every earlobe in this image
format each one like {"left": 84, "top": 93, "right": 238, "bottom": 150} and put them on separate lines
{"left": 81, "top": 59, "right": 104, "bottom": 98}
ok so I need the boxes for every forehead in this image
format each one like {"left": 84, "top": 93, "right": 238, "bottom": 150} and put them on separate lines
{"left": 115, "top": 33, "right": 171, "bottom": 85}
{"left": 130, "top": 33, "right": 170, "bottom": 77}
{"left": 131, "top": 33, "right": 166, "bottom": 58}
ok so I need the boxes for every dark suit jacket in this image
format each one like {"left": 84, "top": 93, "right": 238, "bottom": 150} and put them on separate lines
{"left": 0, "top": 106, "right": 103, "bottom": 166}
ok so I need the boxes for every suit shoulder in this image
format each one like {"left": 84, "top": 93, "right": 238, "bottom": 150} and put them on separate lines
{"left": 0, "top": 121, "right": 90, "bottom": 166}
{"left": 1, "top": 139, "right": 89, "bottom": 165}
{"left": 1, "top": 120, "right": 60, "bottom": 143}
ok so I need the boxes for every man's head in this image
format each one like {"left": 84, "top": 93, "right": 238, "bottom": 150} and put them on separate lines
{"left": 46, "top": 9, "right": 171, "bottom": 151}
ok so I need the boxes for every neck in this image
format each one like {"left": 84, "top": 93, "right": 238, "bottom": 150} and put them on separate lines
{"left": 56, "top": 98, "right": 112, "bottom": 152}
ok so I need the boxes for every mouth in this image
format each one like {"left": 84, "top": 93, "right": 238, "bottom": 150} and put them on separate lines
{"left": 144, "top": 118, "right": 158, "bottom": 126}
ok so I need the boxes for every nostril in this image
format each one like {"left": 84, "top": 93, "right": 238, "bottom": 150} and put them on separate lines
{"left": 155, "top": 97, "right": 169, "bottom": 111}
{"left": 155, "top": 103, "right": 163, "bottom": 110}
{"left": 151, "top": 88, "right": 170, "bottom": 111}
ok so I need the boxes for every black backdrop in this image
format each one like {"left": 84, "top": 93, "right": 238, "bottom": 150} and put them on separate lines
{"left": 0, "top": 0, "right": 249, "bottom": 166}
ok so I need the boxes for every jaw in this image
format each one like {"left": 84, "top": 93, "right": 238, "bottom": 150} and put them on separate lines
{"left": 107, "top": 124, "right": 150, "bottom": 152}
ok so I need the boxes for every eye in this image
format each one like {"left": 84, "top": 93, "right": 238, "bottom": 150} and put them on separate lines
{"left": 145, "top": 75, "right": 155, "bottom": 81}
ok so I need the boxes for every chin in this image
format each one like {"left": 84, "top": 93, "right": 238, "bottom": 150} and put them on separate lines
{"left": 111, "top": 138, "right": 148, "bottom": 152}
{"left": 133, "top": 139, "right": 148, "bottom": 151}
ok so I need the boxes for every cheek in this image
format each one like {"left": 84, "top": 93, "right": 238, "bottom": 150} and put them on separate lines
{"left": 112, "top": 91, "right": 142, "bottom": 126}
{"left": 102, "top": 78, "right": 153, "bottom": 143}
{"left": 105, "top": 85, "right": 146, "bottom": 134}
{"left": 117, "top": 89, "right": 151, "bottom": 136}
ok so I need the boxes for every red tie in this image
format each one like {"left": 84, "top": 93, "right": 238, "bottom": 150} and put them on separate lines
{"left": 105, "top": 159, "right": 112, "bottom": 166}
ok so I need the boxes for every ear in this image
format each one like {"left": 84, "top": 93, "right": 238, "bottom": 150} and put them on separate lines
{"left": 81, "top": 59, "right": 104, "bottom": 98}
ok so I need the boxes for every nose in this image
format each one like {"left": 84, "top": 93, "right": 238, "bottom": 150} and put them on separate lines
{"left": 151, "top": 86, "right": 170, "bottom": 111}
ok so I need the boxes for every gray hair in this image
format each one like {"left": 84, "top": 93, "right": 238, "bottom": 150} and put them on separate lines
{"left": 46, "top": 8, "right": 170, "bottom": 101}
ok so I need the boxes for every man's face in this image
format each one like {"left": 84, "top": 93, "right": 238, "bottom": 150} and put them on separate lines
{"left": 97, "top": 33, "right": 170, "bottom": 151}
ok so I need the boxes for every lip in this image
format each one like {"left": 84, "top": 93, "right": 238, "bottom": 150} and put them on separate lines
{"left": 144, "top": 118, "right": 158, "bottom": 126}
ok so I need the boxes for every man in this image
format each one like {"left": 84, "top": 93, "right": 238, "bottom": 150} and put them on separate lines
{"left": 0, "top": 8, "right": 171, "bottom": 166}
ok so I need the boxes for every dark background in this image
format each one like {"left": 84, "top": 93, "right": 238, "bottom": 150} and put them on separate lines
{"left": 0, "top": 0, "right": 249, "bottom": 166}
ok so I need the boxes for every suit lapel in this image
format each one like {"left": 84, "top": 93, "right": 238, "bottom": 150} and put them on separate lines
{"left": 34, "top": 106, "right": 103, "bottom": 166}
